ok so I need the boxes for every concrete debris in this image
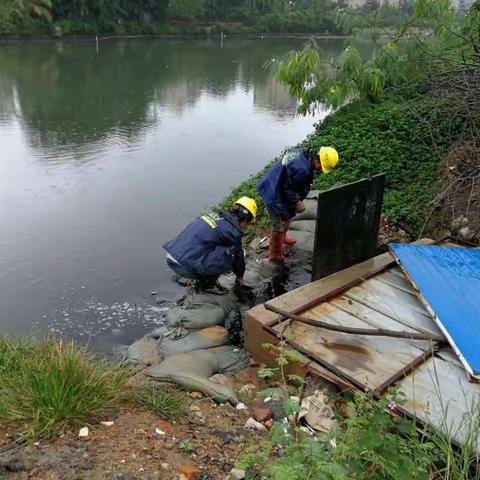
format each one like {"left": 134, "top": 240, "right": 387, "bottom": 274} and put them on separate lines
{"left": 228, "top": 468, "right": 246, "bottom": 480}
{"left": 244, "top": 417, "right": 267, "bottom": 432}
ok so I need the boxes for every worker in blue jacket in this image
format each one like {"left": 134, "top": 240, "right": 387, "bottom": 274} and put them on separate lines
{"left": 163, "top": 197, "right": 257, "bottom": 294}
{"left": 257, "top": 146, "right": 339, "bottom": 262}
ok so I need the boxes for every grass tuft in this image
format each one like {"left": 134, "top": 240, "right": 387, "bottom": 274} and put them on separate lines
{"left": 0, "top": 336, "right": 128, "bottom": 440}
{"left": 134, "top": 385, "right": 187, "bottom": 420}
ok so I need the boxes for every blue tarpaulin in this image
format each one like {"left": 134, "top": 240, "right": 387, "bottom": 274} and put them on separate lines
{"left": 390, "top": 244, "right": 480, "bottom": 378}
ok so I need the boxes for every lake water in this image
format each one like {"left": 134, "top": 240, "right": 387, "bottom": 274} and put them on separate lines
{"left": 0, "top": 37, "right": 345, "bottom": 352}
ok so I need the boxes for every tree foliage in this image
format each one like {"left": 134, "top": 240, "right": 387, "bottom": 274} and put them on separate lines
{"left": 274, "top": 0, "right": 480, "bottom": 112}
{"left": 0, "top": 0, "right": 344, "bottom": 35}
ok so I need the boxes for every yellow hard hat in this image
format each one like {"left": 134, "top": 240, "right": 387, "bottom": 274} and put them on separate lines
{"left": 319, "top": 147, "right": 339, "bottom": 174}
{"left": 234, "top": 196, "right": 257, "bottom": 220}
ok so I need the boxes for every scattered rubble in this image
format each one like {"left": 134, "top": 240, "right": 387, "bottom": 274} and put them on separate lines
{"left": 244, "top": 417, "right": 267, "bottom": 432}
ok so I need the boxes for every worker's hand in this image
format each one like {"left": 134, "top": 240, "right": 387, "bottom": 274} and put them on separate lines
{"left": 235, "top": 276, "right": 245, "bottom": 286}
{"left": 296, "top": 201, "right": 306, "bottom": 213}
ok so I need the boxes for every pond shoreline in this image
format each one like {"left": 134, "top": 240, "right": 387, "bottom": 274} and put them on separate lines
{"left": 0, "top": 32, "right": 351, "bottom": 44}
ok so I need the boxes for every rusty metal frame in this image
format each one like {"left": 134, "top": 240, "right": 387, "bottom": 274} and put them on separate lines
{"left": 373, "top": 345, "right": 440, "bottom": 395}
{"left": 260, "top": 239, "right": 454, "bottom": 394}
{"left": 255, "top": 237, "right": 471, "bottom": 451}
{"left": 264, "top": 255, "right": 396, "bottom": 330}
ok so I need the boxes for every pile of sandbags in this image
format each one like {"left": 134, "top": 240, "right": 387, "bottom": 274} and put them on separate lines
{"left": 128, "top": 290, "right": 237, "bottom": 365}
{"left": 287, "top": 190, "right": 319, "bottom": 252}
{"left": 128, "top": 288, "right": 252, "bottom": 404}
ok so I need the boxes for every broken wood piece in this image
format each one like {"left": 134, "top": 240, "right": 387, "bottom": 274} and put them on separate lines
{"left": 263, "top": 303, "right": 445, "bottom": 342}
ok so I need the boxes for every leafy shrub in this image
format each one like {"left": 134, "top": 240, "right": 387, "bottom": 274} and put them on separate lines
{"left": 222, "top": 91, "right": 465, "bottom": 236}
{"left": 238, "top": 389, "right": 440, "bottom": 480}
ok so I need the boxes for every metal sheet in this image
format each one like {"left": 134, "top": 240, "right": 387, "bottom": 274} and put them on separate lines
{"left": 390, "top": 244, "right": 480, "bottom": 378}
{"left": 312, "top": 174, "right": 386, "bottom": 280}
{"left": 398, "top": 346, "right": 480, "bottom": 447}
{"left": 275, "top": 318, "right": 429, "bottom": 390}
{"left": 273, "top": 265, "right": 436, "bottom": 390}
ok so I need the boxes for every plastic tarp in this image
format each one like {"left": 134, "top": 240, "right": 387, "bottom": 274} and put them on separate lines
{"left": 390, "top": 244, "right": 480, "bottom": 378}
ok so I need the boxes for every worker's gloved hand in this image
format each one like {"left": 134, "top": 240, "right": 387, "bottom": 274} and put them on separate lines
{"left": 296, "top": 201, "right": 306, "bottom": 213}
{"left": 232, "top": 278, "right": 255, "bottom": 304}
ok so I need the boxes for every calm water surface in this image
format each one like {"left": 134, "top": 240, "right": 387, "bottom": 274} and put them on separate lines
{"left": 0, "top": 37, "right": 345, "bottom": 351}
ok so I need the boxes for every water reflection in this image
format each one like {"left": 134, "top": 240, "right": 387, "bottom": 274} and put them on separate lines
{"left": 0, "top": 38, "right": 347, "bottom": 348}
{"left": 0, "top": 38, "right": 341, "bottom": 164}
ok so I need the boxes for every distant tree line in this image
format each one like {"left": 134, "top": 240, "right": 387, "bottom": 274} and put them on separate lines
{"left": 0, "top": 0, "right": 412, "bottom": 35}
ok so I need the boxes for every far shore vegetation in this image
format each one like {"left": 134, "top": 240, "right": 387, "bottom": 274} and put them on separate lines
{"left": 1, "top": 0, "right": 415, "bottom": 37}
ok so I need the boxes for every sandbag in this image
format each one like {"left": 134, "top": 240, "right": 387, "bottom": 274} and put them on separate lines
{"left": 157, "top": 326, "right": 229, "bottom": 359}
{"left": 165, "top": 304, "right": 226, "bottom": 330}
{"left": 182, "top": 291, "right": 237, "bottom": 314}
{"left": 292, "top": 198, "right": 318, "bottom": 221}
{"left": 144, "top": 346, "right": 249, "bottom": 404}
{"left": 128, "top": 336, "right": 158, "bottom": 365}
{"left": 306, "top": 190, "right": 321, "bottom": 199}
{"left": 287, "top": 230, "right": 315, "bottom": 252}
{"left": 289, "top": 219, "right": 316, "bottom": 234}
{"left": 164, "top": 290, "right": 236, "bottom": 329}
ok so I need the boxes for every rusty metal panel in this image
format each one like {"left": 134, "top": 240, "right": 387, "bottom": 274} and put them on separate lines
{"left": 398, "top": 346, "right": 480, "bottom": 447}
{"left": 344, "top": 270, "right": 443, "bottom": 338}
{"left": 272, "top": 267, "right": 437, "bottom": 390}
{"left": 312, "top": 174, "right": 385, "bottom": 281}
{"left": 274, "top": 318, "right": 428, "bottom": 390}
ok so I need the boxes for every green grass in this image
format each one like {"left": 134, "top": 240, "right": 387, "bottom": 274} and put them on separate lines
{"left": 0, "top": 336, "right": 128, "bottom": 440}
{"left": 133, "top": 385, "right": 187, "bottom": 420}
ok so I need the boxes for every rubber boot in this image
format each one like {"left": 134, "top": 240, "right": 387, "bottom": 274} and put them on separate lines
{"left": 283, "top": 221, "right": 297, "bottom": 246}
{"left": 283, "top": 230, "right": 297, "bottom": 246}
{"left": 268, "top": 231, "right": 284, "bottom": 263}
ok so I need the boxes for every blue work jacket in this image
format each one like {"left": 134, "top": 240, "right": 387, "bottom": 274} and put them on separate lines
{"left": 257, "top": 148, "right": 314, "bottom": 220}
{"left": 163, "top": 211, "right": 245, "bottom": 278}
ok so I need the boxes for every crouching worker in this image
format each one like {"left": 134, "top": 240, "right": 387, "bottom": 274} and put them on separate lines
{"left": 257, "top": 146, "right": 339, "bottom": 262}
{"left": 163, "top": 197, "right": 257, "bottom": 295}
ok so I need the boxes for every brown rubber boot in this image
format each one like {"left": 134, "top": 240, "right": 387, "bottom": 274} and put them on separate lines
{"left": 268, "top": 231, "right": 284, "bottom": 262}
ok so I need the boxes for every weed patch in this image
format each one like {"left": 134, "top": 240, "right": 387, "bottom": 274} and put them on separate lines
{"left": 133, "top": 385, "right": 187, "bottom": 420}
